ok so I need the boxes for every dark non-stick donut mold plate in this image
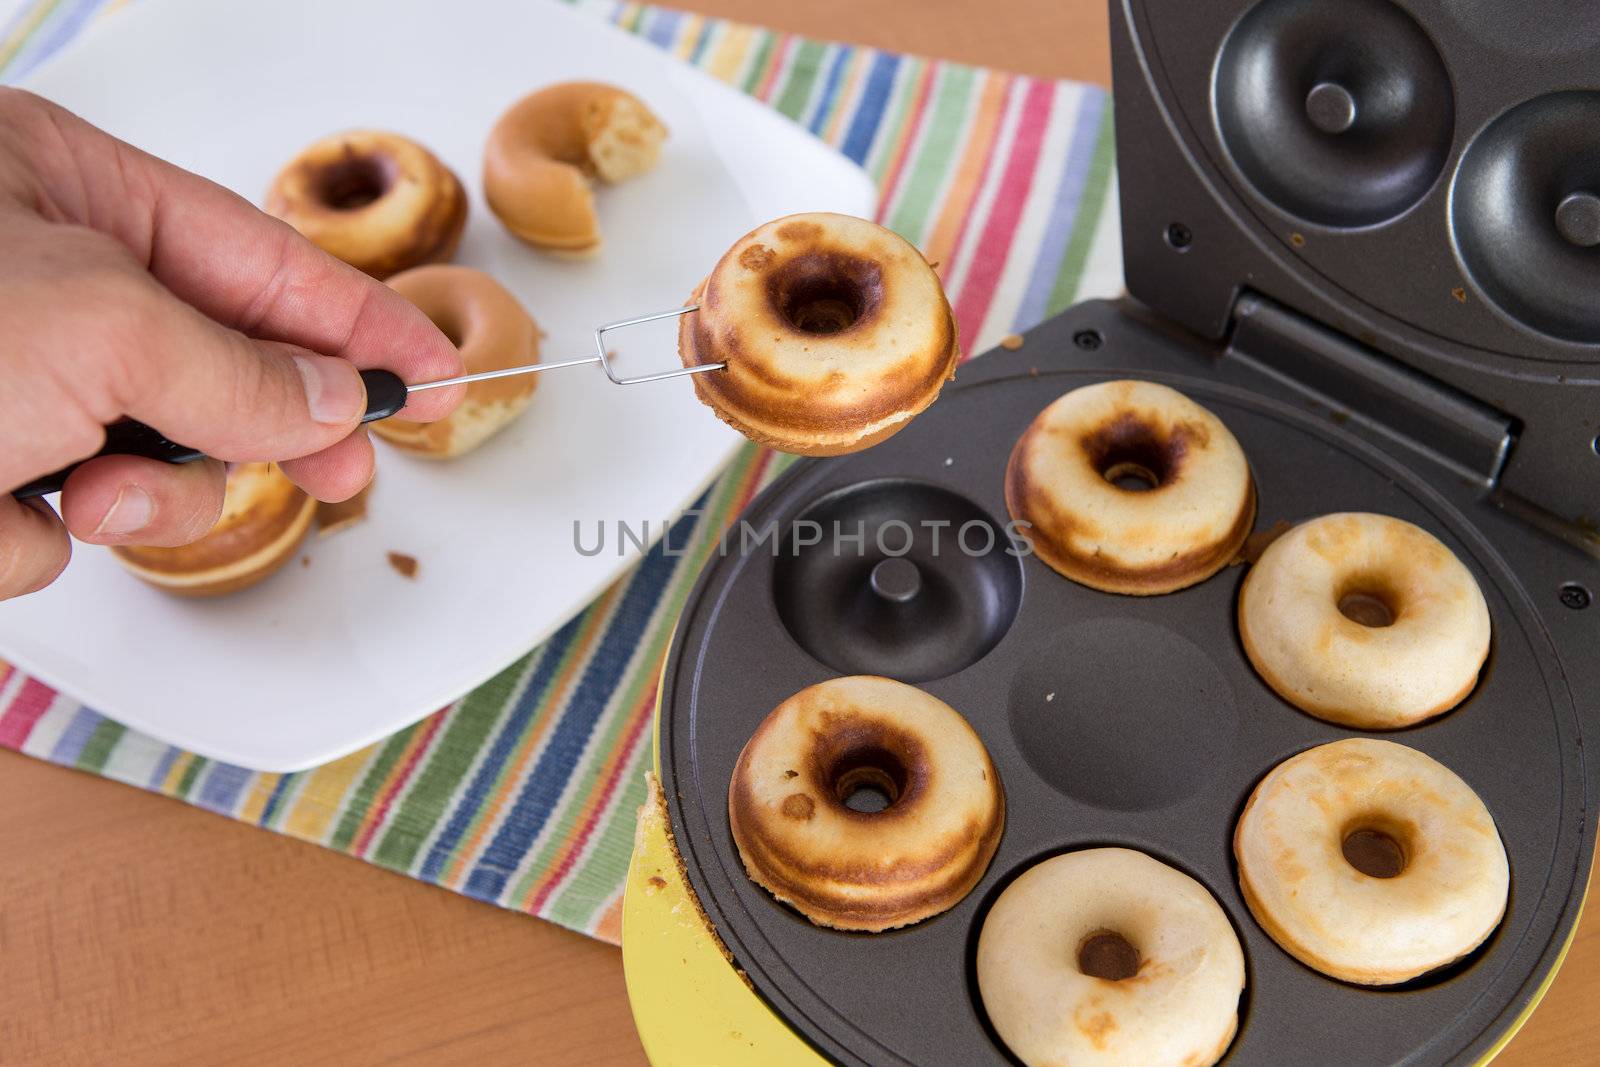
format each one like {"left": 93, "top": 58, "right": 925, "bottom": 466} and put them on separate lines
{"left": 1143, "top": 0, "right": 1600, "bottom": 362}
{"left": 1114, "top": 0, "right": 1600, "bottom": 528}
{"left": 658, "top": 301, "right": 1599, "bottom": 1067}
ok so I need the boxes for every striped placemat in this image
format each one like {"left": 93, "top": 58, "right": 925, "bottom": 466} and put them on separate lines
{"left": 0, "top": 0, "right": 1121, "bottom": 944}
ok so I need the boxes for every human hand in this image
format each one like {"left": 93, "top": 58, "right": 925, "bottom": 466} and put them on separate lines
{"left": 0, "top": 88, "right": 465, "bottom": 600}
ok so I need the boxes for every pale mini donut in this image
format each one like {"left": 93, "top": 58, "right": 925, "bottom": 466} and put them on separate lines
{"left": 112, "top": 463, "right": 315, "bottom": 597}
{"left": 1238, "top": 512, "right": 1490, "bottom": 728}
{"left": 977, "top": 848, "right": 1245, "bottom": 1067}
{"left": 1005, "top": 379, "right": 1255, "bottom": 594}
{"left": 371, "top": 265, "right": 541, "bottom": 459}
{"left": 679, "top": 212, "right": 959, "bottom": 456}
{"left": 1235, "top": 738, "right": 1509, "bottom": 985}
{"left": 727, "top": 675, "right": 1003, "bottom": 932}
{"left": 483, "top": 81, "right": 667, "bottom": 256}
{"left": 265, "top": 130, "right": 467, "bottom": 278}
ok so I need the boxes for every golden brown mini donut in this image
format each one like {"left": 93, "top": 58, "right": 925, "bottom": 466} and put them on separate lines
{"left": 728, "top": 675, "right": 1004, "bottom": 932}
{"left": 111, "top": 463, "right": 314, "bottom": 597}
{"left": 1006, "top": 379, "right": 1255, "bottom": 594}
{"left": 483, "top": 82, "right": 667, "bottom": 256}
{"left": 1235, "top": 738, "right": 1509, "bottom": 985}
{"left": 371, "top": 265, "right": 541, "bottom": 459}
{"left": 265, "top": 130, "right": 467, "bottom": 279}
{"left": 1238, "top": 513, "right": 1490, "bottom": 728}
{"left": 679, "top": 213, "right": 959, "bottom": 456}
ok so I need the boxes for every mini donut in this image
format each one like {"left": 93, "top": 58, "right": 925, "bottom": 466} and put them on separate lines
{"left": 1005, "top": 380, "right": 1255, "bottom": 594}
{"left": 370, "top": 265, "right": 541, "bottom": 459}
{"left": 680, "top": 213, "right": 959, "bottom": 456}
{"left": 1235, "top": 738, "right": 1509, "bottom": 985}
{"left": 728, "top": 675, "right": 1003, "bottom": 931}
{"left": 111, "top": 463, "right": 314, "bottom": 597}
{"left": 483, "top": 81, "right": 667, "bottom": 256}
{"left": 977, "top": 848, "right": 1245, "bottom": 1067}
{"left": 265, "top": 130, "right": 467, "bottom": 278}
{"left": 1238, "top": 512, "right": 1490, "bottom": 728}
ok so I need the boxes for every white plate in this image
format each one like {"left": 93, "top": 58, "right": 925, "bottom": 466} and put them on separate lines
{"left": 0, "top": 0, "right": 874, "bottom": 771}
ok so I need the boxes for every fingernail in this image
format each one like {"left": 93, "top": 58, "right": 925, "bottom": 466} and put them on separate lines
{"left": 295, "top": 355, "right": 365, "bottom": 425}
{"left": 95, "top": 484, "right": 154, "bottom": 537}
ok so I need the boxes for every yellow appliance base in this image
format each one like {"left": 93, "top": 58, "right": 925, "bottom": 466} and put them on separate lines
{"left": 622, "top": 772, "right": 824, "bottom": 1066}
{"left": 621, "top": 681, "right": 1579, "bottom": 1066}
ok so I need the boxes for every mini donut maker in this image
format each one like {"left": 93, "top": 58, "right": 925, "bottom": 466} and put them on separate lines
{"left": 621, "top": 0, "right": 1600, "bottom": 1063}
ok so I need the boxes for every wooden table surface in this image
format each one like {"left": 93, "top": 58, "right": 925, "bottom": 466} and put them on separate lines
{"left": 3, "top": 2, "right": 1594, "bottom": 1064}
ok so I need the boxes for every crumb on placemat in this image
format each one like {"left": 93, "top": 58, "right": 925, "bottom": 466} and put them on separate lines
{"left": 387, "top": 551, "right": 419, "bottom": 579}
{"left": 1000, "top": 333, "right": 1025, "bottom": 350}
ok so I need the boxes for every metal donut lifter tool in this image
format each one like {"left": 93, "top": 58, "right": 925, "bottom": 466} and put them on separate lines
{"left": 12, "top": 304, "right": 711, "bottom": 500}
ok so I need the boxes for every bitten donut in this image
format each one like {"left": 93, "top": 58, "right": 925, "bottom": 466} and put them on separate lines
{"left": 1235, "top": 738, "right": 1509, "bottom": 985}
{"left": 265, "top": 131, "right": 467, "bottom": 278}
{"left": 977, "top": 848, "right": 1245, "bottom": 1067}
{"left": 1238, "top": 512, "right": 1490, "bottom": 728}
{"left": 1005, "top": 379, "right": 1255, "bottom": 594}
{"left": 371, "top": 265, "right": 541, "bottom": 459}
{"left": 728, "top": 675, "right": 1003, "bottom": 931}
{"left": 111, "top": 463, "right": 314, "bottom": 597}
{"left": 680, "top": 212, "right": 959, "bottom": 455}
{"left": 483, "top": 82, "right": 667, "bottom": 255}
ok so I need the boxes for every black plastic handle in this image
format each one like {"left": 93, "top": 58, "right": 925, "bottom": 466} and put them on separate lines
{"left": 11, "top": 368, "right": 410, "bottom": 500}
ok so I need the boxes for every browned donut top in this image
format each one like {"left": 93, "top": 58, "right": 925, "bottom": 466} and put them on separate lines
{"left": 680, "top": 213, "right": 958, "bottom": 455}
{"left": 488, "top": 81, "right": 621, "bottom": 174}
{"left": 1236, "top": 513, "right": 1491, "bottom": 729}
{"left": 386, "top": 264, "right": 541, "bottom": 405}
{"left": 783, "top": 707, "right": 929, "bottom": 825}
{"left": 1006, "top": 379, "right": 1255, "bottom": 594}
{"left": 371, "top": 265, "right": 541, "bottom": 457}
{"left": 1233, "top": 738, "right": 1508, "bottom": 985}
{"left": 728, "top": 676, "right": 1003, "bottom": 931}
{"left": 482, "top": 82, "right": 666, "bottom": 251}
{"left": 265, "top": 130, "right": 466, "bottom": 278}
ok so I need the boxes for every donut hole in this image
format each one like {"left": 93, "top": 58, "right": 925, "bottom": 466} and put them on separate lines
{"left": 1077, "top": 930, "right": 1141, "bottom": 981}
{"left": 836, "top": 765, "right": 898, "bottom": 813}
{"left": 1340, "top": 820, "right": 1410, "bottom": 879}
{"left": 315, "top": 155, "right": 393, "bottom": 211}
{"left": 1336, "top": 581, "right": 1399, "bottom": 628}
{"left": 766, "top": 252, "right": 884, "bottom": 335}
{"left": 822, "top": 743, "right": 911, "bottom": 815}
{"left": 1101, "top": 460, "right": 1160, "bottom": 492}
{"left": 790, "top": 293, "right": 857, "bottom": 334}
{"left": 1079, "top": 414, "right": 1181, "bottom": 492}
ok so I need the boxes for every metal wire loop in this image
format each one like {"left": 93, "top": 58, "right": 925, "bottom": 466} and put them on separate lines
{"left": 594, "top": 304, "right": 725, "bottom": 385}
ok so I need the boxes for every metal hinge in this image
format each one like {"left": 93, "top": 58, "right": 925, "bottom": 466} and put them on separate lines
{"left": 1222, "top": 292, "right": 1515, "bottom": 490}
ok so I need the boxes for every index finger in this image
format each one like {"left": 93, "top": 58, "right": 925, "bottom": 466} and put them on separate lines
{"left": 148, "top": 188, "right": 465, "bottom": 422}
{"left": 10, "top": 94, "right": 464, "bottom": 421}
